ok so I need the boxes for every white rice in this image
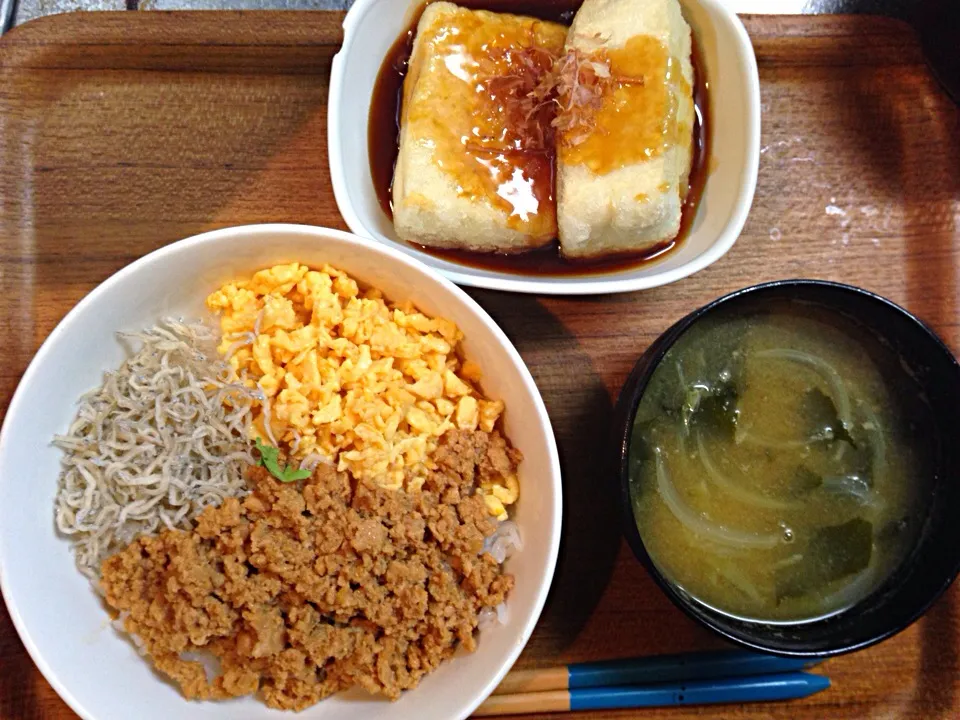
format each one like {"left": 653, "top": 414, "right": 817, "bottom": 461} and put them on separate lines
{"left": 482, "top": 519, "right": 523, "bottom": 565}
{"left": 478, "top": 520, "right": 522, "bottom": 628}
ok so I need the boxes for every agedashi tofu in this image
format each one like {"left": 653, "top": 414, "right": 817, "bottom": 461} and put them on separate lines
{"left": 555, "top": 0, "right": 695, "bottom": 259}
{"left": 392, "top": 2, "right": 567, "bottom": 253}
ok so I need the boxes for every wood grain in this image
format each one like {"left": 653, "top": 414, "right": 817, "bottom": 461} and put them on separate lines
{"left": 1, "top": 10, "right": 959, "bottom": 720}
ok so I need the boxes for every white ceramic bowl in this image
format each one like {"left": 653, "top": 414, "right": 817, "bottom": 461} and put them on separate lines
{"left": 329, "top": 0, "right": 760, "bottom": 295}
{"left": 0, "top": 224, "right": 561, "bottom": 720}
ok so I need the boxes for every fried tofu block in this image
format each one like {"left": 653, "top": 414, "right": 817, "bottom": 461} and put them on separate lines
{"left": 556, "top": 0, "right": 694, "bottom": 259}
{"left": 392, "top": 2, "right": 567, "bottom": 253}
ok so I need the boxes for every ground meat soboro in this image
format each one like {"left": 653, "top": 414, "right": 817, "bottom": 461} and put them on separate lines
{"left": 100, "top": 429, "right": 518, "bottom": 711}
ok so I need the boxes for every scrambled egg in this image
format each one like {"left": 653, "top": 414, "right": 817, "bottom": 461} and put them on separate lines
{"left": 206, "top": 263, "right": 516, "bottom": 517}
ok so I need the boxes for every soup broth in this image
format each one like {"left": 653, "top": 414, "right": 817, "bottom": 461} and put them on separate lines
{"left": 629, "top": 303, "right": 933, "bottom": 623}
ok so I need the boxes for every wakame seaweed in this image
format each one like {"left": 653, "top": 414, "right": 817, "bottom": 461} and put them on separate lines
{"left": 776, "top": 518, "right": 874, "bottom": 601}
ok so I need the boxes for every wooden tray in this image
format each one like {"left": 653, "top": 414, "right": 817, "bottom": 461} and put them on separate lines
{"left": 1, "top": 10, "right": 959, "bottom": 719}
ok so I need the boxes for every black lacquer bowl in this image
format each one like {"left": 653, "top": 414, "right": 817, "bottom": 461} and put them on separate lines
{"left": 613, "top": 279, "right": 960, "bottom": 656}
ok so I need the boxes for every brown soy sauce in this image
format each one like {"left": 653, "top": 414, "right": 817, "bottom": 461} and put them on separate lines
{"left": 367, "top": 0, "right": 711, "bottom": 278}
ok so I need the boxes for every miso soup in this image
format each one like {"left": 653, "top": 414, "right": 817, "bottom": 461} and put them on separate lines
{"left": 629, "top": 303, "right": 934, "bottom": 623}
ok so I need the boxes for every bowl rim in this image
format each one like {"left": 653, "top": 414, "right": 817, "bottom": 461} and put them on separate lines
{"left": 327, "top": 0, "right": 761, "bottom": 296}
{"left": 612, "top": 278, "right": 960, "bottom": 657}
{"left": 0, "top": 222, "right": 563, "bottom": 720}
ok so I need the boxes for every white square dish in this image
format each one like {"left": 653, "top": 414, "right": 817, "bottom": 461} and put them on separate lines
{"left": 328, "top": 0, "right": 760, "bottom": 295}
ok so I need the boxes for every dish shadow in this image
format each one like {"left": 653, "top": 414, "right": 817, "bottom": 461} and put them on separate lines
{"left": 908, "top": 590, "right": 959, "bottom": 715}
{"left": 825, "top": 38, "right": 960, "bottom": 346}
{"left": 469, "top": 289, "right": 622, "bottom": 656}
{"left": 832, "top": 53, "right": 959, "bottom": 715}
{"left": 775, "top": 43, "right": 959, "bottom": 715}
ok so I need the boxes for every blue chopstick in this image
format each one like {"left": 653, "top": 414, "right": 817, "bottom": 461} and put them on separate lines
{"left": 569, "top": 672, "right": 830, "bottom": 711}
{"left": 493, "top": 649, "right": 823, "bottom": 696}
{"left": 568, "top": 649, "right": 821, "bottom": 689}
{"left": 477, "top": 670, "right": 830, "bottom": 715}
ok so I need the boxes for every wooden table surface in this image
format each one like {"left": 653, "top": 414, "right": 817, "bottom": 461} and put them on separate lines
{"left": 1, "top": 9, "right": 959, "bottom": 719}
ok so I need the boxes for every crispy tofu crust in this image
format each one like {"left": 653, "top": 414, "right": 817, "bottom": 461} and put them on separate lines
{"left": 393, "top": 2, "right": 566, "bottom": 252}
